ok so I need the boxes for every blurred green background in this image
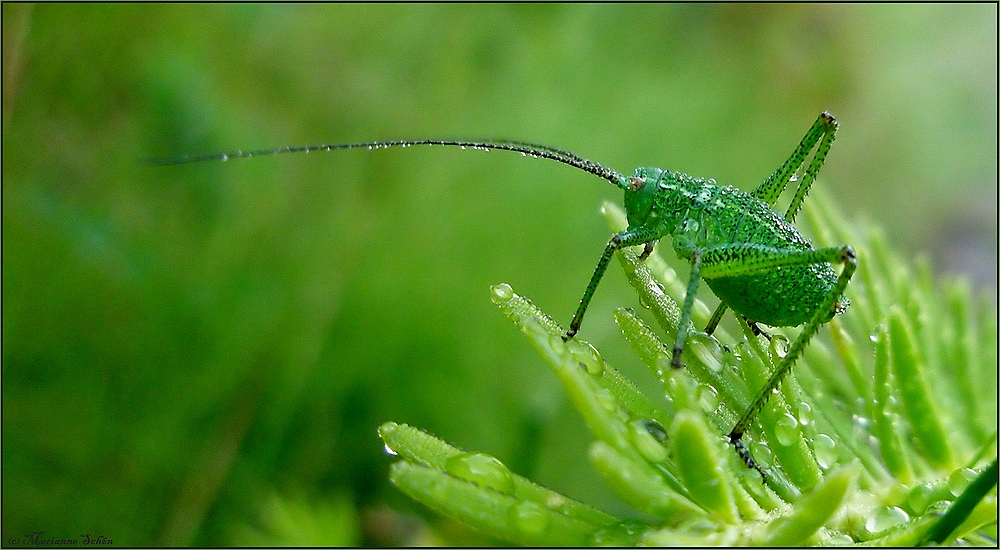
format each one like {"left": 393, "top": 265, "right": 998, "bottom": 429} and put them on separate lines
{"left": 3, "top": 4, "right": 996, "bottom": 546}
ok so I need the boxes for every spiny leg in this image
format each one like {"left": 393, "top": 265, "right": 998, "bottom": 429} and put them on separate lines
{"left": 671, "top": 251, "right": 704, "bottom": 368}
{"left": 726, "top": 245, "right": 856, "bottom": 477}
{"left": 564, "top": 228, "right": 661, "bottom": 340}
{"left": 751, "top": 112, "right": 838, "bottom": 223}
{"left": 704, "top": 302, "right": 728, "bottom": 336}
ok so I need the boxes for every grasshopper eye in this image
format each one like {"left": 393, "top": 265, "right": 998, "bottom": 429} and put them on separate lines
{"left": 629, "top": 176, "right": 646, "bottom": 191}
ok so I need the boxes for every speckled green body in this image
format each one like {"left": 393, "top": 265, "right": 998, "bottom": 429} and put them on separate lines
{"left": 625, "top": 169, "right": 840, "bottom": 328}
{"left": 567, "top": 112, "right": 854, "bottom": 479}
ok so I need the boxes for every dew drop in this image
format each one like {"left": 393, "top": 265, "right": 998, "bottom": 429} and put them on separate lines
{"left": 750, "top": 441, "right": 773, "bottom": 468}
{"left": 696, "top": 384, "right": 720, "bottom": 413}
{"left": 567, "top": 340, "right": 605, "bottom": 376}
{"left": 948, "top": 468, "right": 977, "bottom": 497}
{"left": 796, "top": 402, "right": 813, "bottom": 427}
{"left": 774, "top": 413, "right": 799, "bottom": 446}
{"left": 509, "top": 501, "right": 548, "bottom": 536}
{"left": 664, "top": 369, "right": 697, "bottom": 405}
{"left": 643, "top": 419, "right": 668, "bottom": 444}
{"left": 907, "top": 483, "right": 935, "bottom": 515}
{"left": 811, "top": 433, "right": 836, "bottom": 469}
{"left": 629, "top": 420, "right": 668, "bottom": 463}
{"left": 383, "top": 443, "right": 398, "bottom": 456}
{"left": 689, "top": 333, "right": 724, "bottom": 372}
{"left": 769, "top": 334, "right": 789, "bottom": 360}
{"left": 490, "top": 283, "right": 514, "bottom": 305}
{"left": 851, "top": 414, "right": 872, "bottom": 432}
{"left": 547, "top": 332, "right": 570, "bottom": 361}
{"left": 545, "top": 493, "right": 567, "bottom": 511}
{"left": 865, "top": 505, "right": 908, "bottom": 534}
{"left": 444, "top": 452, "right": 515, "bottom": 495}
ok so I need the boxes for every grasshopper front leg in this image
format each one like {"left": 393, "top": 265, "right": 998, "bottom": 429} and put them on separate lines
{"left": 564, "top": 227, "right": 660, "bottom": 341}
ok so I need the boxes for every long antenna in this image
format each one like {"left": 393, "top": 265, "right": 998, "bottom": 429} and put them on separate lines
{"left": 146, "top": 139, "right": 629, "bottom": 190}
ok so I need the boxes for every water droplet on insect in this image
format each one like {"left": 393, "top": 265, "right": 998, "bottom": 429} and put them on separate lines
{"left": 220, "top": 153, "right": 228, "bottom": 161}
{"left": 383, "top": 443, "right": 398, "bottom": 456}
{"left": 509, "top": 501, "right": 548, "bottom": 536}
{"left": 948, "top": 468, "right": 977, "bottom": 496}
{"left": 444, "top": 452, "right": 515, "bottom": 495}
{"left": 811, "top": 433, "right": 836, "bottom": 469}
{"left": 490, "top": 283, "right": 514, "bottom": 305}
{"left": 865, "top": 505, "right": 908, "bottom": 534}
{"left": 774, "top": 413, "right": 799, "bottom": 446}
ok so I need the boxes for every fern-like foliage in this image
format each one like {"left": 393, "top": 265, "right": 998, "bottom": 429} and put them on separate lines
{"left": 379, "top": 188, "right": 997, "bottom": 546}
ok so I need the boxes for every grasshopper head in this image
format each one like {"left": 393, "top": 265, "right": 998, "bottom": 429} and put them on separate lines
{"left": 624, "top": 167, "right": 665, "bottom": 230}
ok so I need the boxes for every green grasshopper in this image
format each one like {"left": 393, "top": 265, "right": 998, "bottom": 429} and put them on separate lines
{"left": 158, "top": 112, "right": 856, "bottom": 479}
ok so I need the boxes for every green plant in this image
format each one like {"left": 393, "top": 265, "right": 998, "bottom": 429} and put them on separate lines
{"left": 378, "top": 188, "right": 997, "bottom": 545}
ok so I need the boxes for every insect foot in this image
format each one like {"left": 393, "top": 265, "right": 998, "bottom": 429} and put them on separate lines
{"left": 730, "top": 433, "right": 767, "bottom": 482}
{"left": 670, "top": 344, "right": 685, "bottom": 369}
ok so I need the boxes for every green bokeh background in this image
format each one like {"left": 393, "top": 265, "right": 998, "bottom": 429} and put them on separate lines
{"left": 3, "top": 4, "right": 996, "bottom": 546}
